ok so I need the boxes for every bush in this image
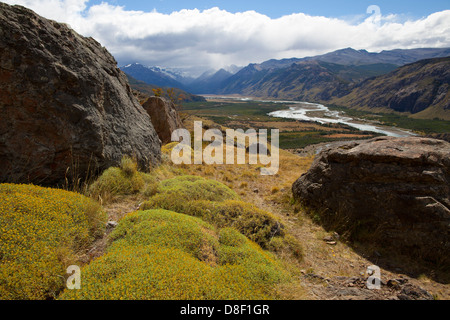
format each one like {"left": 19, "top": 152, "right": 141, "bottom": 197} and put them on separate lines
{"left": 174, "top": 200, "right": 286, "bottom": 249}
{"left": 120, "top": 156, "right": 139, "bottom": 177}
{"left": 0, "top": 184, "right": 106, "bottom": 300}
{"left": 59, "top": 210, "right": 288, "bottom": 300}
{"left": 141, "top": 176, "right": 302, "bottom": 259}
{"left": 89, "top": 157, "right": 158, "bottom": 201}
{"left": 141, "top": 175, "right": 239, "bottom": 212}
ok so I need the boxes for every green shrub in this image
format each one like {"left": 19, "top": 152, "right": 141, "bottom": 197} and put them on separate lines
{"left": 109, "top": 209, "right": 219, "bottom": 263}
{"left": 141, "top": 175, "right": 239, "bottom": 212}
{"left": 157, "top": 175, "right": 239, "bottom": 202}
{"left": 0, "top": 184, "right": 106, "bottom": 300}
{"left": 59, "top": 210, "right": 288, "bottom": 300}
{"left": 89, "top": 167, "right": 143, "bottom": 197}
{"left": 89, "top": 162, "right": 160, "bottom": 201}
{"left": 141, "top": 176, "right": 302, "bottom": 259}
{"left": 143, "top": 197, "right": 285, "bottom": 249}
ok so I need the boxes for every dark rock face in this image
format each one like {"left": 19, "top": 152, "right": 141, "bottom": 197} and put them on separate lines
{"left": 293, "top": 137, "right": 450, "bottom": 266}
{"left": 0, "top": 3, "right": 161, "bottom": 185}
{"left": 142, "top": 97, "right": 183, "bottom": 144}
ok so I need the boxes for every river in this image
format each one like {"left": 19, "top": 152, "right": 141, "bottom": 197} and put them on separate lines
{"left": 266, "top": 101, "right": 416, "bottom": 137}
{"left": 204, "top": 95, "right": 415, "bottom": 137}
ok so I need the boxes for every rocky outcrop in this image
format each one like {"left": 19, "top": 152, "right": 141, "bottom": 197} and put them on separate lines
{"left": 0, "top": 3, "right": 161, "bottom": 185}
{"left": 142, "top": 97, "right": 183, "bottom": 144}
{"left": 293, "top": 137, "right": 450, "bottom": 266}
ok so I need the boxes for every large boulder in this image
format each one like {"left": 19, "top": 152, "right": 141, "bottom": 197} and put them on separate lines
{"left": 142, "top": 96, "right": 184, "bottom": 144}
{"left": 293, "top": 137, "right": 450, "bottom": 266}
{"left": 0, "top": 3, "right": 161, "bottom": 185}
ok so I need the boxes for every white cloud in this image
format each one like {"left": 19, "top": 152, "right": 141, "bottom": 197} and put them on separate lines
{"left": 4, "top": 0, "right": 450, "bottom": 74}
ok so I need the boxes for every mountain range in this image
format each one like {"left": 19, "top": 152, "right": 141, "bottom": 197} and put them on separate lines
{"left": 121, "top": 47, "right": 450, "bottom": 120}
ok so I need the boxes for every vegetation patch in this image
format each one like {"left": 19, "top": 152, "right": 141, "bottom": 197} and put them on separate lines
{"left": 0, "top": 184, "right": 106, "bottom": 300}
{"left": 141, "top": 175, "right": 239, "bottom": 212}
{"left": 59, "top": 210, "right": 288, "bottom": 300}
{"left": 88, "top": 156, "right": 158, "bottom": 201}
{"left": 141, "top": 176, "right": 302, "bottom": 258}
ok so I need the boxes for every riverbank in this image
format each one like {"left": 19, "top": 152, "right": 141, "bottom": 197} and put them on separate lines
{"left": 202, "top": 95, "right": 418, "bottom": 138}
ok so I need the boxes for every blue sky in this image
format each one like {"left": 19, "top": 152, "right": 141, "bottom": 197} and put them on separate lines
{"left": 89, "top": 0, "right": 449, "bottom": 19}
{"left": 4, "top": 0, "right": 450, "bottom": 74}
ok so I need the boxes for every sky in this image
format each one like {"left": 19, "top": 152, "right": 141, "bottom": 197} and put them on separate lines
{"left": 4, "top": 0, "right": 450, "bottom": 76}
{"left": 87, "top": 0, "right": 450, "bottom": 20}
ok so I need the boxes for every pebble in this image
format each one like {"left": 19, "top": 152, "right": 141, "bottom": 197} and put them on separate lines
{"left": 106, "top": 221, "right": 118, "bottom": 229}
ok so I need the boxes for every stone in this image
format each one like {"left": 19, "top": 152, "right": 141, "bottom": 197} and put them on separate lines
{"left": 141, "top": 96, "right": 184, "bottom": 144}
{"left": 292, "top": 136, "right": 450, "bottom": 266}
{"left": 397, "top": 284, "right": 434, "bottom": 300}
{"left": 0, "top": 3, "right": 161, "bottom": 185}
{"left": 106, "top": 221, "right": 118, "bottom": 229}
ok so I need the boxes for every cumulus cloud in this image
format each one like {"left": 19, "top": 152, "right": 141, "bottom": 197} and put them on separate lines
{"left": 4, "top": 0, "right": 450, "bottom": 74}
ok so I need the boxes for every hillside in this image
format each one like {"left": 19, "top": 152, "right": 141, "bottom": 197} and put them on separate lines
{"left": 220, "top": 61, "right": 358, "bottom": 101}
{"left": 1, "top": 2, "right": 449, "bottom": 304}
{"left": 333, "top": 57, "right": 450, "bottom": 120}
{"left": 187, "top": 68, "right": 234, "bottom": 94}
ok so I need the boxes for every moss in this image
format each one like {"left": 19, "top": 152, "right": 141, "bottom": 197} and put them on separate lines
{"left": 0, "top": 184, "right": 106, "bottom": 300}
{"left": 59, "top": 210, "right": 288, "bottom": 300}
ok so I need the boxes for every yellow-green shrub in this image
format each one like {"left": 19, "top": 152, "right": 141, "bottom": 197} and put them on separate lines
{"left": 89, "top": 167, "right": 156, "bottom": 200}
{"left": 0, "top": 184, "right": 106, "bottom": 300}
{"left": 141, "top": 176, "right": 239, "bottom": 212}
{"left": 59, "top": 210, "right": 288, "bottom": 300}
{"left": 143, "top": 196, "right": 284, "bottom": 249}
{"left": 141, "top": 176, "right": 302, "bottom": 259}
{"left": 109, "top": 209, "right": 219, "bottom": 263}
{"left": 120, "top": 155, "right": 139, "bottom": 177}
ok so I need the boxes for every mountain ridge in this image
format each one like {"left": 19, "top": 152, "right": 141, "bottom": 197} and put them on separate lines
{"left": 332, "top": 56, "right": 450, "bottom": 120}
